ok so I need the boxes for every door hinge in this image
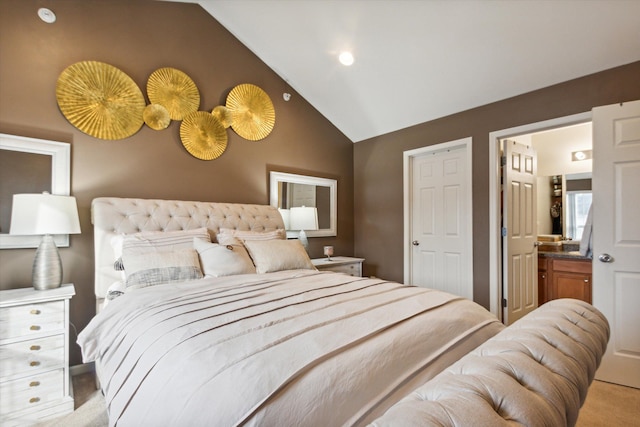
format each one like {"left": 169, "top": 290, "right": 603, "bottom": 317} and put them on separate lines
{"left": 501, "top": 227, "right": 507, "bottom": 237}
{"left": 502, "top": 298, "right": 507, "bottom": 308}
{"left": 500, "top": 156, "right": 507, "bottom": 167}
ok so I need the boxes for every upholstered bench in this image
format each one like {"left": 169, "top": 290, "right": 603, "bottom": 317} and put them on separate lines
{"left": 371, "top": 299, "right": 609, "bottom": 427}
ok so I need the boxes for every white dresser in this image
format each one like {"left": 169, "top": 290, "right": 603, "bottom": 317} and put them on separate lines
{"left": 0, "top": 284, "right": 75, "bottom": 425}
{"left": 312, "top": 256, "right": 364, "bottom": 277}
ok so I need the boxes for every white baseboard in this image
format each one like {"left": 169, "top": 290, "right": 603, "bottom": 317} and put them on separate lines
{"left": 70, "top": 362, "right": 95, "bottom": 376}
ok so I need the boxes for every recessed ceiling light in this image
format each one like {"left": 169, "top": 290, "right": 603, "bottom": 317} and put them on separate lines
{"left": 38, "top": 8, "right": 56, "bottom": 24}
{"left": 338, "top": 51, "right": 354, "bottom": 66}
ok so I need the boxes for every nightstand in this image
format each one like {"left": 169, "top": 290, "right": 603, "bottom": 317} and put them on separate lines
{"left": 312, "top": 256, "right": 364, "bottom": 277}
{"left": 0, "top": 284, "right": 75, "bottom": 426}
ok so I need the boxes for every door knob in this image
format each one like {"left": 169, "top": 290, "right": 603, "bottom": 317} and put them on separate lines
{"left": 598, "top": 253, "right": 614, "bottom": 263}
{"left": 412, "top": 240, "right": 420, "bottom": 246}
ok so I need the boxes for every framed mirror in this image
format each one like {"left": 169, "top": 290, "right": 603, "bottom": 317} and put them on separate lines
{"left": 0, "top": 133, "right": 71, "bottom": 249}
{"left": 270, "top": 171, "right": 337, "bottom": 238}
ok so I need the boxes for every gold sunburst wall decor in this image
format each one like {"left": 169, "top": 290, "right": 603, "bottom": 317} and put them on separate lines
{"left": 211, "top": 105, "right": 233, "bottom": 129}
{"left": 180, "top": 111, "right": 228, "bottom": 160}
{"left": 56, "top": 61, "right": 146, "bottom": 140}
{"left": 226, "top": 83, "right": 275, "bottom": 141}
{"left": 143, "top": 104, "right": 171, "bottom": 130}
{"left": 147, "top": 67, "right": 200, "bottom": 120}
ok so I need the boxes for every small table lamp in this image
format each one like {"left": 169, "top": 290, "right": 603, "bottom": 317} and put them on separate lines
{"left": 10, "top": 193, "right": 81, "bottom": 290}
{"left": 290, "top": 206, "right": 318, "bottom": 252}
{"left": 277, "top": 208, "right": 291, "bottom": 230}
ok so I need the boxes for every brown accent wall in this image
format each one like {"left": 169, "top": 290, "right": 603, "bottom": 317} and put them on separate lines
{"left": 0, "top": 0, "right": 354, "bottom": 365}
{"left": 354, "top": 61, "right": 640, "bottom": 309}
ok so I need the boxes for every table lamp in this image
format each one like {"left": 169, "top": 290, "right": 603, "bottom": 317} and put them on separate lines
{"left": 278, "top": 208, "right": 291, "bottom": 230}
{"left": 289, "top": 206, "right": 318, "bottom": 252}
{"left": 10, "top": 193, "right": 81, "bottom": 290}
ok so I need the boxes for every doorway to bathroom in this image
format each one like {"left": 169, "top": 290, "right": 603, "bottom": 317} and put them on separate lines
{"left": 499, "top": 121, "right": 593, "bottom": 324}
{"left": 491, "top": 100, "right": 640, "bottom": 389}
{"left": 488, "top": 112, "right": 593, "bottom": 321}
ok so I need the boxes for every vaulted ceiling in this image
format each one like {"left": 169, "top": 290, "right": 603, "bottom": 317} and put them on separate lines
{"left": 173, "top": 0, "right": 640, "bottom": 142}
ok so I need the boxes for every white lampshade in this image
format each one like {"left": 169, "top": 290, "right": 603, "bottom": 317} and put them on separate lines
{"left": 289, "top": 206, "right": 318, "bottom": 231}
{"left": 278, "top": 208, "right": 291, "bottom": 229}
{"left": 9, "top": 193, "right": 81, "bottom": 290}
{"left": 10, "top": 193, "right": 81, "bottom": 236}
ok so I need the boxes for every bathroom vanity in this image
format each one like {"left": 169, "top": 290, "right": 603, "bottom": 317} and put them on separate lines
{"left": 538, "top": 248, "right": 592, "bottom": 305}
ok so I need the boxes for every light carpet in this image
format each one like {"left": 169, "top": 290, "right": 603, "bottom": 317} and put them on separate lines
{"left": 36, "top": 379, "right": 638, "bottom": 426}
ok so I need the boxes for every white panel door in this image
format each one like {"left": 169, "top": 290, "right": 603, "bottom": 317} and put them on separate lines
{"left": 409, "top": 141, "right": 472, "bottom": 300}
{"left": 503, "top": 140, "right": 537, "bottom": 325}
{"left": 592, "top": 100, "right": 640, "bottom": 388}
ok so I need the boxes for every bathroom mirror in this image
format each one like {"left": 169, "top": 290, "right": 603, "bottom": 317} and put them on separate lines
{"left": 270, "top": 171, "right": 337, "bottom": 238}
{"left": 0, "top": 134, "right": 71, "bottom": 249}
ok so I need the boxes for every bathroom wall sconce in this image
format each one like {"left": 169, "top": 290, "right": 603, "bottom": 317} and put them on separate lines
{"left": 571, "top": 149, "right": 592, "bottom": 161}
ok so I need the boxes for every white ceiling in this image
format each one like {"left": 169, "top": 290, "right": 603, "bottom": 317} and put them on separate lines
{"left": 175, "top": 0, "right": 640, "bottom": 142}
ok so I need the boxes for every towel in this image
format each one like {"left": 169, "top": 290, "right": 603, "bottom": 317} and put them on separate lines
{"left": 579, "top": 204, "right": 593, "bottom": 258}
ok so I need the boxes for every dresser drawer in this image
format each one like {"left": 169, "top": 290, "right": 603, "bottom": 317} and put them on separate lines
{"left": 0, "top": 335, "right": 65, "bottom": 379}
{"left": 0, "top": 301, "right": 65, "bottom": 340}
{"left": 0, "top": 369, "right": 65, "bottom": 414}
{"left": 324, "top": 263, "right": 362, "bottom": 276}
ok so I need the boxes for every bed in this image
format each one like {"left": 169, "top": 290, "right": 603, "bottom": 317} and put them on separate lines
{"left": 79, "top": 197, "right": 609, "bottom": 426}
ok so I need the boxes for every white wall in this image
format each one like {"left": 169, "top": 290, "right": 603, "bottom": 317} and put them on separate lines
{"left": 537, "top": 176, "right": 553, "bottom": 234}
{"left": 533, "top": 122, "right": 592, "bottom": 177}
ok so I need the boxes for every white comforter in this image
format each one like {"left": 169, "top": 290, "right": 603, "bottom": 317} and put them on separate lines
{"left": 78, "top": 270, "right": 503, "bottom": 426}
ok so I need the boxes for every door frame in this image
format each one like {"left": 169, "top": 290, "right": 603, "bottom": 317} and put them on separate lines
{"left": 488, "top": 112, "right": 591, "bottom": 321}
{"left": 403, "top": 137, "right": 473, "bottom": 291}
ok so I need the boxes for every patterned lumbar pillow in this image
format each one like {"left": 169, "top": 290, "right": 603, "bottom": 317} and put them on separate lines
{"left": 123, "top": 248, "right": 203, "bottom": 290}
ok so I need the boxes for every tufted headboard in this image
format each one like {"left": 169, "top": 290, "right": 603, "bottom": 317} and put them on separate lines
{"left": 91, "top": 197, "right": 285, "bottom": 306}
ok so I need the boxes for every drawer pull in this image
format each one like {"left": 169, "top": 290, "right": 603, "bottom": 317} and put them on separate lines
{"left": 30, "top": 361, "right": 40, "bottom": 367}
{"left": 30, "top": 309, "right": 42, "bottom": 315}
{"left": 30, "top": 325, "right": 41, "bottom": 331}
{"left": 29, "top": 397, "right": 40, "bottom": 404}
{"left": 29, "top": 381, "right": 40, "bottom": 387}
{"left": 30, "top": 345, "right": 41, "bottom": 351}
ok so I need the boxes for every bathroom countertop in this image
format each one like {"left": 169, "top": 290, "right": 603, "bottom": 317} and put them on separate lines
{"left": 538, "top": 250, "right": 591, "bottom": 260}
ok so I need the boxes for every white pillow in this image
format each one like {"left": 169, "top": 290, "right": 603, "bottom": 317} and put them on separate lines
{"left": 124, "top": 248, "right": 203, "bottom": 290}
{"left": 118, "top": 228, "right": 211, "bottom": 274}
{"left": 194, "top": 237, "right": 256, "bottom": 277}
{"left": 217, "top": 228, "right": 285, "bottom": 242}
{"left": 243, "top": 239, "right": 316, "bottom": 274}
{"left": 122, "top": 227, "right": 211, "bottom": 254}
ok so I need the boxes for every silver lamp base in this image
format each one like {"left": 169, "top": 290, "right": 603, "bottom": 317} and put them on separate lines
{"left": 32, "top": 234, "right": 63, "bottom": 290}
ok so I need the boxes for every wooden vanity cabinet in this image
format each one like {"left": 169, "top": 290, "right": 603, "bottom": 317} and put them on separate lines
{"left": 538, "top": 256, "right": 592, "bottom": 305}
{"left": 538, "top": 256, "right": 550, "bottom": 305}
{"left": 549, "top": 258, "right": 592, "bottom": 304}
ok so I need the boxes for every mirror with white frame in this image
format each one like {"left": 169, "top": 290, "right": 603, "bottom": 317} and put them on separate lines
{"left": 269, "top": 171, "right": 337, "bottom": 238}
{"left": 0, "top": 134, "right": 71, "bottom": 249}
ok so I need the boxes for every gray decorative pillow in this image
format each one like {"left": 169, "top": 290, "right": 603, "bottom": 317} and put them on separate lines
{"left": 194, "top": 237, "right": 256, "bottom": 277}
{"left": 124, "top": 248, "right": 203, "bottom": 290}
{"left": 242, "top": 239, "right": 316, "bottom": 274}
